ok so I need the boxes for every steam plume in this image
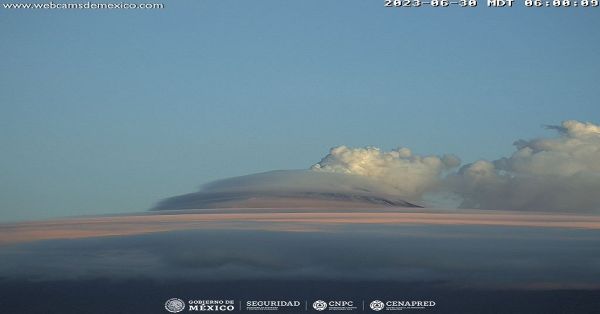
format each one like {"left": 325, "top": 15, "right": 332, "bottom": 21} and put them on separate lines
{"left": 155, "top": 120, "right": 600, "bottom": 212}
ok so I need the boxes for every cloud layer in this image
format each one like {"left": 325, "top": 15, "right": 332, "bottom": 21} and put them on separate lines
{"left": 2, "top": 218, "right": 600, "bottom": 289}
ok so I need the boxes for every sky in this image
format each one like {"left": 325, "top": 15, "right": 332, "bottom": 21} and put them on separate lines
{"left": 1, "top": 0, "right": 600, "bottom": 221}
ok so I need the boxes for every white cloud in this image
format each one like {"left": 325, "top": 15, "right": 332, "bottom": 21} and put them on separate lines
{"left": 449, "top": 120, "right": 600, "bottom": 211}
{"left": 311, "top": 146, "right": 460, "bottom": 201}
{"left": 308, "top": 120, "right": 600, "bottom": 212}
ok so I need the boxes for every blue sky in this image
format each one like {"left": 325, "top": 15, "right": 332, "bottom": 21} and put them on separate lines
{"left": 1, "top": 0, "right": 599, "bottom": 221}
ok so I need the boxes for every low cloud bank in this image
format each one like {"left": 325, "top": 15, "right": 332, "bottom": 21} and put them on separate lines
{"left": 2, "top": 224, "right": 600, "bottom": 289}
{"left": 156, "top": 120, "right": 600, "bottom": 212}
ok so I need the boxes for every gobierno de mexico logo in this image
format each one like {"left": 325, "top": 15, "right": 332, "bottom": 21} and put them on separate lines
{"left": 165, "top": 298, "right": 186, "bottom": 313}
